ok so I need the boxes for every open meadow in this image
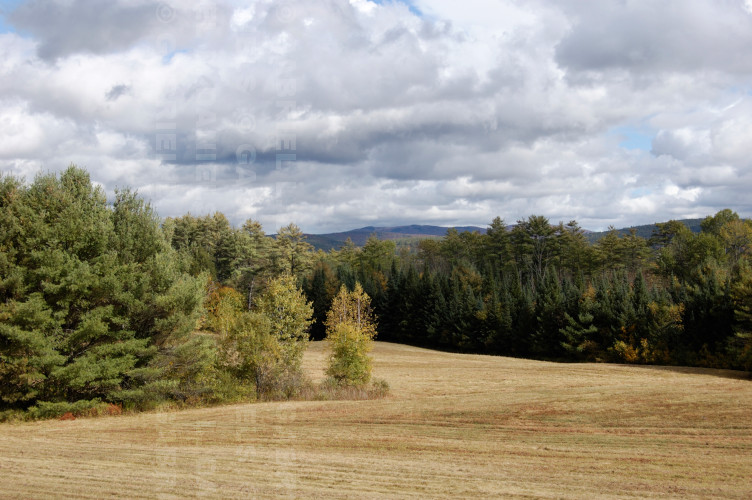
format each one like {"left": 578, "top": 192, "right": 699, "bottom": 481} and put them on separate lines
{"left": 1, "top": 341, "right": 751, "bottom": 499}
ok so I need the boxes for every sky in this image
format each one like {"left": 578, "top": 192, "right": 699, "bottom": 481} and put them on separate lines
{"left": 1, "top": 0, "right": 751, "bottom": 233}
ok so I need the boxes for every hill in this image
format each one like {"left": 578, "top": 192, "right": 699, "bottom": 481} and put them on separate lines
{"left": 1, "top": 342, "right": 750, "bottom": 498}
{"left": 586, "top": 218, "right": 703, "bottom": 243}
{"left": 303, "top": 219, "right": 706, "bottom": 250}
{"left": 304, "top": 224, "right": 486, "bottom": 250}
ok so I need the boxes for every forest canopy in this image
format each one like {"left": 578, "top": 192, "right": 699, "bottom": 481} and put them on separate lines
{"left": 1, "top": 166, "right": 750, "bottom": 419}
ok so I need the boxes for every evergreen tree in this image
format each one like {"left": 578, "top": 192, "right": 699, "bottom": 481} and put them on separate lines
{"left": 273, "top": 223, "right": 313, "bottom": 276}
{"left": 532, "top": 268, "right": 565, "bottom": 357}
{"left": 560, "top": 283, "right": 599, "bottom": 360}
{"left": 559, "top": 221, "right": 597, "bottom": 277}
{"left": 0, "top": 167, "right": 206, "bottom": 416}
{"left": 485, "top": 217, "right": 511, "bottom": 272}
{"left": 730, "top": 262, "right": 752, "bottom": 371}
{"left": 510, "top": 215, "right": 557, "bottom": 281}
{"left": 304, "top": 262, "right": 339, "bottom": 340}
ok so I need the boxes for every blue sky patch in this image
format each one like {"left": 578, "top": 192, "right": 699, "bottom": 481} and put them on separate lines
{"left": 0, "top": 0, "right": 22, "bottom": 34}
{"left": 629, "top": 187, "right": 652, "bottom": 199}
{"left": 163, "top": 49, "right": 189, "bottom": 64}
{"left": 610, "top": 125, "right": 654, "bottom": 151}
{"left": 370, "top": 0, "right": 423, "bottom": 16}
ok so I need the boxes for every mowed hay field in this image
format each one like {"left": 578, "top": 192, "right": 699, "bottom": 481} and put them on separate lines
{"left": 1, "top": 342, "right": 751, "bottom": 499}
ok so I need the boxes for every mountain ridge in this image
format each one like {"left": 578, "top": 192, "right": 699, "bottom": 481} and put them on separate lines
{"left": 303, "top": 219, "right": 705, "bottom": 251}
{"left": 304, "top": 224, "right": 486, "bottom": 250}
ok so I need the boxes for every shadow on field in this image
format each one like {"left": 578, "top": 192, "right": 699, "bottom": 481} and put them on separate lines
{"left": 629, "top": 363, "right": 750, "bottom": 381}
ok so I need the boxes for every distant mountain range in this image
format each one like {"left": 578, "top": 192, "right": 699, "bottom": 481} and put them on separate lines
{"left": 303, "top": 219, "right": 705, "bottom": 251}
{"left": 304, "top": 224, "right": 486, "bottom": 250}
{"left": 585, "top": 218, "right": 703, "bottom": 243}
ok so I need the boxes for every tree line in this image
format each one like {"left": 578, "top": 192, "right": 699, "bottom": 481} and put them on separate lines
{"left": 2, "top": 166, "right": 749, "bottom": 418}
{"left": 150, "top": 188, "right": 752, "bottom": 373}
{"left": 150, "top": 181, "right": 752, "bottom": 373}
{"left": 0, "top": 167, "right": 380, "bottom": 420}
{"left": 302, "top": 213, "right": 751, "bottom": 371}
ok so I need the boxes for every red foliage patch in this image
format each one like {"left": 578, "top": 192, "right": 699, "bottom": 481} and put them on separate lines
{"left": 105, "top": 403, "right": 122, "bottom": 416}
{"left": 59, "top": 412, "right": 76, "bottom": 421}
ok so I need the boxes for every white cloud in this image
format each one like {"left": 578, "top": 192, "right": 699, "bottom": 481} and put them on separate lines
{"left": 231, "top": 6, "right": 256, "bottom": 29}
{"left": 0, "top": 0, "right": 751, "bottom": 232}
{"left": 349, "top": 0, "right": 376, "bottom": 15}
{"left": 664, "top": 184, "right": 702, "bottom": 202}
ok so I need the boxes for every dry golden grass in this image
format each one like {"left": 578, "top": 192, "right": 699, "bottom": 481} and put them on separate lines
{"left": 1, "top": 341, "right": 751, "bottom": 499}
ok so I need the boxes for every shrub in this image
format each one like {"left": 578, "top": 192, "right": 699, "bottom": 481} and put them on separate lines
{"left": 27, "top": 399, "right": 105, "bottom": 420}
{"left": 312, "top": 377, "right": 389, "bottom": 401}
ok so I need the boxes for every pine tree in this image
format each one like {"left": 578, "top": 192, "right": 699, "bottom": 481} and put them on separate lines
{"left": 273, "top": 223, "right": 313, "bottom": 276}
{"left": 532, "top": 268, "right": 565, "bottom": 358}
{"left": 0, "top": 167, "right": 207, "bottom": 416}
{"left": 560, "top": 284, "right": 599, "bottom": 360}
{"left": 730, "top": 262, "right": 752, "bottom": 371}
{"left": 304, "top": 262, "right": 339, "bottom": 340}
{"left": 485, "top": 216, "right": 511, "bottom": 272}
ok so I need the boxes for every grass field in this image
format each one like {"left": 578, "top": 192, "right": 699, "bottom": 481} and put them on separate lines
{"left": 1, "top": 341, "right": 751, "bottom": 498}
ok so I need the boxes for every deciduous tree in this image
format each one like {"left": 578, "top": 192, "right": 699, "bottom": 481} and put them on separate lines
{"left": 325, "top": 283, "right": 377, "bottom": 385}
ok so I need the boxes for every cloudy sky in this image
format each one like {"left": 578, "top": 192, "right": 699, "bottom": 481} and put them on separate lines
{"left": 1, "top": 0, "right": 751, "bottom": 233}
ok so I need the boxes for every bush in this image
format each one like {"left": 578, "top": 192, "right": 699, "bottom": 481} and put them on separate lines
{"left": 311, "top": 377, "right": 389, "bottom": 401}
{"left": 27, "top": 399, "right": 105, "bottom": 420}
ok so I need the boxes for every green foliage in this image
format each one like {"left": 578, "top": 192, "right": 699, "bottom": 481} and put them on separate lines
{"left": 164, "top": 214, "right": 275, "bottom": 303}
{"left": 302, "top": 261, "right": 340, "bottom": 340}
{"left": 203, "top": 282, "right": 245, "bottom": 334}
{"left": 0, "top": 294, "right": 65, "bottom": 406}
{"left": 326, "top": 322, "right": 373, "bottom": 386}
{"left": 0, "top": 166, "right": 206, "bottom": 416}
{"left": 719, "top": 219, "right": 752, "bottom": 270}
{"left": 730, "top": 262, "right": 752, "bottom": 371}
{"left": 3, "top": 165, "right": 749, "bottom": 420}
{"left": 220, "top": 311, "right": 278, "bottom": 396}
{"left": 559, "top": 221, "right": 598, "bottom": 276}
{"left": 532, "top": 269, "right": 565, "bottom": 357}
{"left": 220, "top": 274, "right": 313, "bottom": 398}
{"left": 254, "top": 273, "right": 313, "bottom": 371}
{"left": 511, "top": 215, "right": 558, "bottom": 280}
{"left": 27, "top": 398, "right": 106, "bottom": 420}
{"left": 359, "top": 235, "right": 396, "bottom": 272}
{"left": 273, "top": 223, "right": 314, "bottom": 276}
{"left": 560, "top": 285, "right": 599, "bottom": 360}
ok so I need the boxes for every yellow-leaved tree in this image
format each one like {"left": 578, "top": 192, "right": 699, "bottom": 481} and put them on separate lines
{"left": 325, "top": 283, "right": 377, "bottom": 385}
{"left": 221, "top": 273, "right": 313, "bottom": 398}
